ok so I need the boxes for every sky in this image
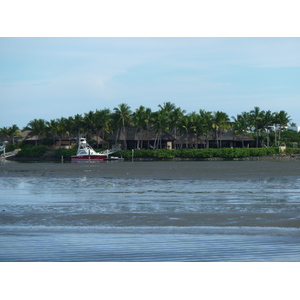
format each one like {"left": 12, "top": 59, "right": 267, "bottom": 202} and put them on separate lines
{"left": 1, "top": 37, "right": 300, "bottom": 129}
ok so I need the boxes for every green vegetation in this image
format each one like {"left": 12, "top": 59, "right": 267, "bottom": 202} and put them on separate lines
{"left": 0, "top": 124, "right": 21, "bottom": 145}
{"left": 1, "top": 102, "right": 299, "bottom": 160}
{"left": 285, "top": 148, "right": 300, "bottom": 154}
{"left": 280, "top": 130, "right": 300, "bottom": 147}
{"left": 117, "top": 147, "right": 285, "bottom": 160}
{"left": 3, "top": 142, "right": 300, "bottom": 161}
{"left": 16, "top": 145, "right": 48, "bottom": 158}
{"left": 54, "top": 148, "right": 77, "bottom": 159}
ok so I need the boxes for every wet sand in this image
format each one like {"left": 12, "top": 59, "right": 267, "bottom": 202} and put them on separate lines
{"left": 1, "top": 160, "right": 300, "bottom": 262}
{"left": 1, "top": 160, "right": 300, "bottom": 180}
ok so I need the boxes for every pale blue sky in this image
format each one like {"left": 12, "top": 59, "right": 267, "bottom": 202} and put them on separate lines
{"left": 1, "top": 37, "right": 300, "bottom": 128}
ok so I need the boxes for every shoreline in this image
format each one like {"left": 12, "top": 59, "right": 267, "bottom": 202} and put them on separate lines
{"left": 4, "top": 153, "right": 300, "bottom": 162}
{"left": 134, "top": 154, "right": 300, "bottom": 161}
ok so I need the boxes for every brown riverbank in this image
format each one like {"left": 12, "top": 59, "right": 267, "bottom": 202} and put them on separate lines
{"left": 5, "top": 153, "right": 300, "bottom": 162}
{"left": 1, "top": 160, "right": 300, "bottom": 180}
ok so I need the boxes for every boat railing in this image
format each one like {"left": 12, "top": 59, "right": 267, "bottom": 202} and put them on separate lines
{"left": 98, "top": 146, "right": 121, "bottom": 155}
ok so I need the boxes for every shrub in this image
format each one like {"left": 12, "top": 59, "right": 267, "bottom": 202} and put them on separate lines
{"left": 286, "top": 148, "right": 300, "bottom": 154}
{"left": 54, "top": 148, "right": 77, "bottom": 158}
{"left": 5, "top": 144, "right": 16, "bottom": 152}
{"left": 17, "top": 145, "right": 48, "bottom": 157}
{"left": 110, "top": 147, "right": 282, "bottom": 160}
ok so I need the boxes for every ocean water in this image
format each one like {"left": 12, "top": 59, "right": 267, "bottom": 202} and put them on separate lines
{"left": 0, "top": 160, "right": 300, "bottom": 261}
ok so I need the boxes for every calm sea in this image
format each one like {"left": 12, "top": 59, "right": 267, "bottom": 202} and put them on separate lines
{"left": 0, "top": 160, "right": 300, "bottom": 262}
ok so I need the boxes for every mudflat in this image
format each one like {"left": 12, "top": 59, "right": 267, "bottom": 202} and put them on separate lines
{"left": 1, "top": 159, "right": 300, "bottom": 262}
{"left": 1, "top": 160, "right": 300, "bottom": 180}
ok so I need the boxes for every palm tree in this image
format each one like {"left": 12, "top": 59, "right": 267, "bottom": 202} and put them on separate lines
{"left": 50, "top": 118, "right": 71, "bottom": 147}
{"left": 10, "top": 124, "right": 21, "bottom": 145}
{"left": 152, "top": 109, "right": 169, "bottom": 149}
{"left": 25, "top": 119, "right": 48, "bottom": 145}
{"left": 231, "top": 112, "right": 250, "bottom": 148}
{"left": 178, "top": 112, "right": 197, "bottom": 148}
{"left": 132, "top": 106, "right": 148, "bottom": 149}
{"left": 170, "top": 107, "right": 186, "bottom": 140}
{"left": 0, "top": 127, "right": 10, "bottom": 141}
{"left": 261, "top": 110, "right": 274, "bottom": 147}
{"left": 144, "top": 107, "right": 153, "bottom": 149}
{"left": 113, "top": 103, "right": 132, "bottom": 149}
{"left": 94, "top": 108, "right": 112, "bottom": 148}
{"left": 84, "top": 111, "right": 97, "bottom": 140}
{"left": 72, "top": 114, "right": 85, "bottom": 141}
{"left": 0, "top": 125, "right": 20, "bottom": 145}
{"left": 274, "top": 110, "right": 291, "bottom": 146}
{"left": 158, "top": 102, "right": 178, "bottom": 132}
{"left": 211, "top": 111, "right": 231, "bottom": 148}
{"left": 47, "top": 119, "right": 59, "bottom": 146}
{"left": 158, "top": 102, "right": 176, "bottom": 115}
{"left": 250, "top": 107, "right": 265, "bottom": 148}
{"left": 64, "top": 116, "right": 76, "bottom": 139}
{"left": 198, "top": 110, "right": 213, "bottom": 149}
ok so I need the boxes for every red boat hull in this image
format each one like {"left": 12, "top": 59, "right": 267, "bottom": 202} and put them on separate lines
{"left": 71, "top": 154, "right": 107, "bottom": 161}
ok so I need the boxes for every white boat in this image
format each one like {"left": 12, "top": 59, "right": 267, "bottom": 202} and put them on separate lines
{"left": 71, "top": 138, "right": 118, "bottom": 161}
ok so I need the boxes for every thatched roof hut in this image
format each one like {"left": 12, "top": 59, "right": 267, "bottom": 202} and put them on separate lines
{"left": 174, "top": 133, "right": 206, "bottom": 148}
{"left": 107, "top": 127, "right": 176, "bottom": 149}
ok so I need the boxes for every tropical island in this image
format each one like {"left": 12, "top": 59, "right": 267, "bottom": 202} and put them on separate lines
{"left": 1, "top": 102, "right": 300, "bottom": 161}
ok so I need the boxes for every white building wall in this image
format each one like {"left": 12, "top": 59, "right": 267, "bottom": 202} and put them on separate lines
{"left": 288, "top": 126, "right": 300, "bottom": 132}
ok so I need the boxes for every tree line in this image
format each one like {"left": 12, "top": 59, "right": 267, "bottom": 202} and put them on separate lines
{"left": 0, "top": 102, "right": 294, "bottom": 149}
